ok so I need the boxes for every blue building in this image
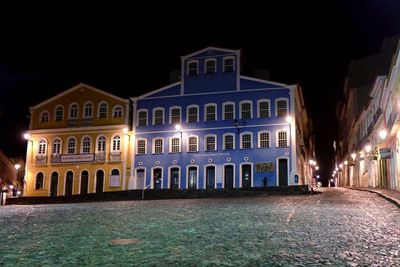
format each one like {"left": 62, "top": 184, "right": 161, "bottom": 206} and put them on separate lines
{"left": 130, "top": 47, "right": 310, "bottom": 190}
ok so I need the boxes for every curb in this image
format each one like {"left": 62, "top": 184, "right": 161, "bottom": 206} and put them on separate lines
{"left": 345, "top": 187, "right": 400, "bottom": 209}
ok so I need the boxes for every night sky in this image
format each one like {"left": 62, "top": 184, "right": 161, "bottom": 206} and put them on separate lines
{"left": 1, "top": 1, "right": 399, "bottom": 185}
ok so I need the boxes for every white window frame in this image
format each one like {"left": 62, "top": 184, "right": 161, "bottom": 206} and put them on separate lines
{"left": 275, "top": 98, "right": 289, "bottom": 117}
{"left": 52, "top": 137, "right": 62, "bottom": 155}
{"left": 187, "top": 135, "right": 199, "bottom": 152}
{"left": 67, "top": 136, "right": 77, "bottom": 154}
{"left": 204, "top": 103, "right": 217, "bottom": 121}
{"left": 204, "top": 134, "right": 217, "bottom": 151}
{"left": 223, "top": 102, "right": 235, "bottom": 120}
{"left": 223, "top": 56, "right": 235, "bottom": 72}
{"left": 204, "top": 164, "right": 217, "bottom": 189}
{"left": 276, "top": 130, "right": 289, "bottom": 147}
{"left": 223, "top": 133, "right": 235, "bottom": 150}
{"left": 204, "top": 58, "right": 217, "bottom": 74}
{"left": 152, "top": 137, "right": 164, "bottom": 154}
{"left": 39, "top": 110, "right": 49, "bottom": 123}
{"left": 81, "top": 136, "right": 92, "bottom": 154}
{"left": 136, "top": 138, "right": 147, "bottom": 155}
{"left": 112, "top": 105, "right": 123, "bottom": 118}
{"left": 239, "top": 100, "right": 253, "bottom": 119}
{"left": 186, "top": 60, "right": 199, "bottom": 76}
{"left": 152, "top": 107, "right": 165, "bottom": 125}
{"left": 110, "top": 168, "right": 121, "bottom": 188}
{"left": 137, "top": 109, "right": 148, "bottom": 127}
{"left": 68, "top": 102, "right": 79, "bottom": 120}
{"left": 98, "top": 101, "right": 108, "bottom": 119}
{"left": 169, "top": 106, "right": 182, "bottom": 124}
{"left": 258, "top": 130, "right": 271, "bottom": 148}
{"left": 96, "top": 135, "right": 106, "bottom": 153}
{"left": 54, "top": 105, "right": 64, "bottom": 121}
{"left": 169, "top": 137, "right": 181, "bottom": 153}
{"left": 186, "top": 105, "right": 199, "bottom": 123}
{"left": 240, "top": 132, "right": 253, "bottom": 149}
{"left": 38, "top": 138, "right": 47, "bottom": 156}
{"left": 83, "top": 101, "right": 94, "bottom": 119}
{"left": 257, "top": 99, "right": 271, "bottom": 118}
{"left": 168, "top": 166, "right": 181, "bottom": 189}
{"left": 111, "top": 135, "right": 121, "bottom": 152}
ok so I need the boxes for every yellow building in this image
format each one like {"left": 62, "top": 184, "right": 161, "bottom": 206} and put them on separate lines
{"left": 24, "top": 83, "right": 132, "bottom": 197}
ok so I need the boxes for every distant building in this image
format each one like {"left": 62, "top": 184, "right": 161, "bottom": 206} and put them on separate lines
{"left": 0, "top": 150, "right": 21, "bottom": 192}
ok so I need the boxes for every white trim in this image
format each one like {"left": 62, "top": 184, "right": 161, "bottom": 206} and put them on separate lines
{"left": 94, "top": 169, "right": 106, "bottom": 193}
{"left": 64, "top": 170, "right": 75, "bottom": 196}
{"left": 68, "top": 102, "right": 79, "bottom": 120}
{"left": 204, "top": 58, "right": 217, "bottom": 74}
{"left": 275, "top": 98, "right": 289, "bottom": 117}
{"left": 34, "top": 171, "right": 45, "bottom": 190}
{"left": 276, "top": 129, "right": 289, "bottom": 147}
{"left": 223, "top": 133, "right": 235, "bottom": 150}
{"left": 109, "top": 168, "right": 121, "bottom": 188}
{"left": 80, "top": 135, "right": 93, "bottom": 154}
{"left": 110, "top": 134, "right": 121, "bottom": 152}
{"left": 51, "top": 137, "right": 62, "bottom": 155}
{"left": 169, "top": 106, "right": 182, "bottom": 124}
{"left": 204, "top": 103, "right": 217, "bottom": 121}
{"left": 257, "top": 99, "right": 271, "bottom": 118}
{"left": 152, "top": 107, "right": 165, "bottom": 125}
{"left": 82, "top": 101, "right": 94, "bottom": 119}
{"left": 112, "top": 105, "right": 124, "bottom": 118}
{"left": 222, "top": 101, "right": 235, "bottom": 120}
{"left": 27, "top": 124, "right": 130, "bottom": 135}
{"left": 222, "top": 163, "right": 236, "bottom": 188}
{"left": 186, "top": 104, "right": 199, "bottom": 123}
{"left": 97, "top": 101, "right": 109, "bottom": 119}
{"left": 136, "top": 138, "right": 147, "bottom": 155}
{"left": 37, "top": 138, "right": 48, "bottom": 156}
{"left": 66, "top": 136, "right": 77, "bottom": 154}
{"left": 168, "top": 165, "right": 181, "bottom": 189}
{"left": 133, "top": 82, "right": 182, "bottom": 100}
{"left": 186, "top": 165, "right": 199, "bottom": 189}
{"left": 151, "top": 166, "right": 163, "bottom": 189}
{"left": 152, "top": 137, "right": 164, "bottom": 154}
{"left": 169, "top": 136, "right": 181, "bottom": 153}
{"left": 258, "top": 130, "right": 271, "bottom": 148}
{"left": 186, "top": 60, "right": 199, "bottom": 76}
{"left": 204, "top": 134, "right": 217, "bottom": 151}
{"left": 204, "top": 164, "right": 217, "bottom": 189}
{"left": 135, "top": 167, "right": 146, "bottom": 190}
{"left": 137, "top": 109, "right": 148, "bottom": 127}
{"left": 240, "top": 132, "right": 253, "bottom": 149}
{"left": 181, "top": 46, "right": 240, "bottom": 59}
{"left": 239, "top": 100, "right": 253, "bottom": 119}
{"left": 222, "top": 56, "right": 235, "bottom": 72}
{"left": 30, "top": 83, "right": 128, "bottom": 110}
{"left": 39, "top": 110, "right": 49, "bottom": 123}
{"left": 240, "top": 75, "right": 289, "bottom": 87}
{"left": 54, "top": 104, "right": 64, "bottom": 121}
{"left": 276, "top": 157, "right": 290, "bottom": 186}
{"left": 239, "top": 162, "right": 253, "bottom": 188}
{"left": 49, "top": 171, "right": 60, "bottom": 196}
{"left": 187, "top": 135, "right": 199, "bottom": 152}
{"left": 95, "top": 135, "right": 107, "bottom": 153}
{"left": 78, "top": 169, "right": 90, "bottom": 194}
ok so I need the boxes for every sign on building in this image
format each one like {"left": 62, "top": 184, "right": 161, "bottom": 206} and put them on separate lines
{"left": 256, "top": 162, "right": 274, "bottom": 172}
{"left": 60, "top": 154, "right": 94, "bottom": 163}
{"left": 379, "top": 148, "right": 391, "bottom": 159}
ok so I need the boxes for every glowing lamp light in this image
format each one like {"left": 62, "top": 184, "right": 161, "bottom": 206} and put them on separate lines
{"left": 14, "top": 164, "right": 21, "bottom": 170}
{"left": 9, "top": 185, "right": 14, "bottom": 190}
{"left": 335, "top": 167, "right": 339, "bottom": 171}
{"left": 175, "top": 124, "right": 181, "bottom": 131}
{"left": 316, "top": 175, "right": 320, "bottom": 178}
{"left": 285, "top": 116, "right": 292, "bottom": 123}
{"left": 344, "top": 161, "right": 348, "bottom": 166}
{"left": 309, "top": 160, "right": 313, "bottom": 165}
{"left": 379, "top": 129, "right": 387, "bottom": 140}
{"left": 351, "top": 153, "right": 356, "bottom": 160}
{"left": 315, "top": 166, "right": 319, "bottom": 170}
{"left": 365, "top": 145, "right": 372, "bottom": 153}
{"left": 23, "top": 133, "right": 30, "bottom": 140}
{"left": 123, "top": 127, "right": 129, "bottom": 134}
{"left": 339, "top": 163, "right": 343, "bottom": 169}
{"left": 17, "top": 191, "right": 21, "bottom": 196}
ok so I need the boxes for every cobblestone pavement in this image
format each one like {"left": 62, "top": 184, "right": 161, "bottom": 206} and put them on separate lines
{"left": 1, "top": 188, "right": 400, "bottom": 266}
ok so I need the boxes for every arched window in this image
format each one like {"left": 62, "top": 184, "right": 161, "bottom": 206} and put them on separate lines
{"left": 153, "top": 108, "right": 164, "bottom": 125}
{"left": 67, "top": 137, "right": 76, "bottom": 154}
{"left": 83, "top": 102, "right": 93, "bottom": 118}
{"left": 240, "top": 132, "right": 252, "bottom": 149}
{"left": 170, "top": 107, "right": 181, "bottom": 124}
{"left": 110, "top": 169, "right": 120, "bottom": 187}
{"left": 52, "top": 138, "right": 61, "bottom": 155}
{"left": 205, "top": 58, "right": 217, "bottom": 74}
{"left": 82, "top": 137, "right": 91, "bottom": 154}
{"left": 55, "top": 106, "right": 64, "bottom": 121}
{"left": 137, "top": 139, "right": 147, "bottom": 155}
{"left": 187, "top": 105, "right": 199, "bottom": 123}
{"left": 258, "top": 131, "right": 271, "bottom": 148}
{"left": 240, "top": 101, "right": 252, "bottom": 119}
{"left": 188, "top": 136, "right": 198, "bottom": 152}
{"left": 69, "top": 103, "right": 79, "bottom": 119}
{"left": 153, "top": 138, "right": 164, "bottom": 154}
{"left": 275, "top": 98, "right": 288, "bottom": 117}
{"left": 137, "top": 110, "right": 148, "bottom": 126}
{"left": 98, "top": 102, "right": 108, "bottom": 118}
{"left": 112, "top": 135, "right": 121, "bottom": 152}
{"left": 223, "top": 57, "right": 235, "bottom": 72}
{"left": 223, "top": 102, "right": 235, "bottom": 120}
{"left": 38, "top": 139, "right": 47, "bottom": 155}
{"left": 97, "top": 136, "right": 106, "bottom": 152}
{"left": 258, "top": 99, "right": 270, "bottom": 118}
{"left": 205, "top": 104, "right": 217, "bottom": 121}
{"left": 205, "top": 135, "right": 217, "bottom": 151}
{"left": 187, "top": 60, "right": 199, "bottom": 76}
{"left": 113, "top": 105, "right": 123, "bottom": 118}
{"left": 40, "top": 111, "right": 49, "bottom": 123}
{"left": 35, "top": 172, "right": 44, "bottom": 190}
{"left": 223, "top": 133, "right": 235, "bottom": 150}
{"left": 277, "top": 130, "right": 288, "bottom": 147}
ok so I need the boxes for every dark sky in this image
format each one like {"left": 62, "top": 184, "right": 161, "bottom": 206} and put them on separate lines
{"left": 1, "top": 1, "right": 400, "bottom": 184}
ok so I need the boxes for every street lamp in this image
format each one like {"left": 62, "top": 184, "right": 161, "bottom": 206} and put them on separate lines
{"left": 14, "top": 164, "right": 21, "bottom": 170}
{"left": 379, "top": 129, "right": 388, "bottom": 140}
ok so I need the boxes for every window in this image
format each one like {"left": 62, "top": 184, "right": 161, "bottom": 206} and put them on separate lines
{"left": 277, "top": 131, "right": 288, "bottom": 147}
{"left": 188, "top": 136, "right": 198, "bottom": 152}
{"left": 98, "top": 102, "right": 108, "bottom": 118}
{"left": 258, "top": 100, "right": 270, "bottom": 118}
{"left": 110, "top": 169, "right": 120, "bottom": 187}
{"left": 97, "top": 136, "right": 106, "bottom": 152}
{"left": 38, "top": 139, "right": 47, "bottom": 155}
{"left": 52, "top": 138, "right": 61, "bottom": 154}
{"left": 40, "top": 111, "right": 49, "bottom": 123}
{"left": 55, "top": 106, "right": 64, "bottom": 121}
{"left": 68, "top": 137, "right": 76, "bottom": 154}
{"left": 82, "top": 137, "right": 91, "bottom": 154}
{"left": 240, "top": 101, "right": 252, "bottom": 119}
{"left": 241, "top": 133, "right": 252, "bottom": 149}
{"left": 205, "top": 58, "right": 216, "bottom": 74}
{"left": 223, "top": 57, "right": 235, "bottom": 72}
{"left": 69, "top": 103, "right": 79, "bottom": 119}
{"left": 223, "top": 102, "right": 235, "bottom": 120}
{"left": 153, "top": 138, "right": 163, "bottom": 154}
{"left": 153, "top": 108, "right": 164, "bottom": 125}
{"left": 205, "top": 104, "right": 216, "bottom": 121}
{"left": 258, "top": 131, "right": 270, "bottom": 148}
{"left": 205, "top": 135, "right": 217, "bottom": 151}
{"left": 170, "top": 107, "right": 181, "bottom": 124}
{"left": 137, "top": 139, "right": 147, "bottom": 155}
{"left": 223, "top": 133, "right": 235, "bottom": 150}
{"left": 138, "top": 110, "right": 148, "bottom": 126}
{"left": 35, "top": 172, "right": 44, "bottom": 190}
{"left": 113, "top": 105, "right": 123, "bottom": 118}
{"left": 187, "top": 60, "right": 198, "bottom": 76}
{"left": 276, "top": 99, "right": 288, "bottom": 117}
{"left": 170, "top": 137, "right": 181, "bottom": 153}
{"left": 112, "top": 136, "right": 121, "bottom": 152}
{"left": 187, "top": 106, "right": 199, "bottom": 123}
{"left": 83, "top": 102, "right": 93, "bottom": 118}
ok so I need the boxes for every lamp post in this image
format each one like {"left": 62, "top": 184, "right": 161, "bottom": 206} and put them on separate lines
{"left": 23, "top": 132, "right": 33, "bottom": 196}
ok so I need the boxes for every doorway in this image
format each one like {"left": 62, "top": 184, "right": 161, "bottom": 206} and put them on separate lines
{"left": 241, "top": 164, "right": 252, "bottom": 188}
{"left": 170, "top": 167, "right": 179, "bottom": 189}
{"left": 50, "top": 172, "right": 58, "bottom": 197}
{"left": 278, "top": 158, "right": 288, "bottom": 186}
{"left": 224, "top": 165, "right": 234, "bottom": 189}
{"left": 153, "top": 168, "right": 162, "bottom": 189}
{"left": 80, "top": 171, "right": 89, "bottom": 195}
{"left": 65, "top": 171, "right": 73, "bottom": 196}
{"left": 96, "top": 170, "right": 104, "bottom": 193}
{"left": 206, "top": 166, "right": 215, "bottom": 189}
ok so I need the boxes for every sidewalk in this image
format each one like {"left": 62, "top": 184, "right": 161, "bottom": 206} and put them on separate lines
{"left": 345, "top": 187, "right": 400, "bottom": 208}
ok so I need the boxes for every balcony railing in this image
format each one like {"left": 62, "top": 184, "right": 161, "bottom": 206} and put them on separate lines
{"left": 35, "top": 155, "right": 47, "bottom": 165}
{"left": 50, "top": 155, "right": 61, "bottom": 163}
{"left": 67, "top": 119, "right": 78, "bottom": 127}
{"left": 95, "top": 152, "right": 106, "bottom": 162}
{"left": 81, "top": 118, "right": 92, "bottom": 126}
{"left": 110, "top": 151, "right": 121, "bottom": 161}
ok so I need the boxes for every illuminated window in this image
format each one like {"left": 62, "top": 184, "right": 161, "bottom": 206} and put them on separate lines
{"left": 170, "top": 137, "right": 181, "bottom": 153}
{"left": 277, "top": 131, "right": 288, "bottom": 147}
{"left": 137, "top": 139, "right": 146, "bottom": 155}
{"left": 112, "top": 136, "right": 121, "bottom": 152}
{"left": 82, "top": 137, "right": 91, "bottom": 154}
{"left": 38, "top": 139, "right": 47, "bottom": 155}
{"left": 258, "top": 131, "right": 270, "bottom": 148}
{"left": 153, "top": 138, "right": 164, "bottom": 154}
{"left": 52, "top": 138, "right": 62, "bottom": 154}
{"left": 240, "top": 132, "right": 252, "bottom": 149}
{"left": 68, "top": 137, "right": 76, "bottom": 154}
{"left": 97, "top": 136, "right": 106, "bottom": 152}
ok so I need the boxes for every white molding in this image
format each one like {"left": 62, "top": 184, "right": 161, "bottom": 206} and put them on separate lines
{"left": 54, "top": 104, "right": 65, "bottom": 121}
{"left": 276, "top": 129, "right": 289, "bottom": 147}
{"left": 94, "top": 169, "right": 106, "bottom": 193}
{"left": 39, "top": 110, "right": 49, "bottom": 123}
{"left": 136, "top": 109, "right": 148, "bottom": 127}
{"left": 112, "top": 105, "right": 124, "bottom": 118}
{"left": 135, "top": 167, "right": 146, "bottom": 190}
{"left": 51, "top": 137, "right": 62, "bottom": 155}
{"left": 258, "top": 130, "right": 271, "bottom": 148}
{"left": 37, "top": 138, "right": 48, "bottom": 156}
{"left": 80, "top": 135, "right": 92, "bottom": 154}
{"left": 109, "top": 168, "right": 121, "bottom": 188}
{"left": 240, "top": 131, "right": 253, "bottom": 149}
{"left": 186, "top": 105, "right": 199, "bottom": 123}
{"left": 186, "top": 60, "right": 199, "bottom": 76}
{"left": 110, "top": 134, "right": 121, "bottom": 152}
{"left": 239, "top": 162, "right": 253, "bottom": 188}
{"left": 97, "top": 101, "right": 108, "bottom": 119}
{"left": 204, "top": 103, "right": 217, "bottom": 121}
{"left": 168, "top": 165, "right": 181, "bottom": 189}
{"left": 136, "top": 138, "right": 147, "bottom": 155}
{"left": 64, "top": 170, "right": 75, "bottom": 196}
{"left": 275, "top": 97, "right": 289, "bottom": 117}
{"left": 222, "top": 163, "right": 235, "bottom": 188}
{"left": 204, "top": 134, "right": 217, "bottom": 151}
{"left": 95, "top": 135, "right": 107, "bottom": 153}
{"left": 222, "top": 101, "right": 235, "bottom": 120}
{"left": 66, "top": 136, "right": 77, "bottom": 154}
{"left": 78, "top": 169, "right": 90, "bottom": 195}
{"left": 134, "top": 82, "right": 182, "bottom": 100}
{"left": 27, "top": 124, "right": 130, "bottom": 135}
{"left": 152, "top": 107, "right": 165, "bottom": 125}
{"left": 169, "top": 136, "right": 181, "bottom": 153}
{"left": 222, "top": 56, "right": 235, "bottom": 72}
{"left": 49, "top": 171, "right": 60, "bottom": 196}
{"left": 257, "top": 99, "right": 271, "bottom": 118}
{"left": 68, "top": 102, "right": 79, "bottom": 120}
{"left": 239, "top": 100, "right": 253, "bottom": 119}
{"left": 169, "top": 106, "right": 182, "bottom": 125}
{"left": 181, "top": 46, "right": 240, "bottom": 59}
{"left": 222, "top": 133, "right": 235, "bottom": 150}
{"left": 204, "top": 58, "right": 217, "bottom": 74}
{"left": 152, "top": 137, "right": 164, "bottom": 154}
{"left": 34, "top": 171, "right": 45, "bottom": 190}
{"left": 82, "top": 101, "right": 94, "bottom": 119}
{"left": 187, "top": 135, "right": 199, "bottom": 152}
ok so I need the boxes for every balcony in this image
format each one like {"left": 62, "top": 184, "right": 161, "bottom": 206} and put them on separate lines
{"left": 95, "top": 152, "right": 106, "bottom": 162}
{"left": 50, "top": 155, "right": 61, "bottom": 163}
{"left": 110, "top": 151, "right": 121, "bottom": 161}
{"left": 35, "top": 155, "right": 47, "bottom": 165}
{"left": 81, "top": 118, "right": 92, "bottom": 126}
{"left": 67, "top": 119, "right": 78, "bottom": 127}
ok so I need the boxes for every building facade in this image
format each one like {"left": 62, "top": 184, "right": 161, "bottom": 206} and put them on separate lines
{"left": 24, "top": 84, "right": 131, "bottom": 196}
{"left": 131, "top": 47, "right": 313, "bottom": 190}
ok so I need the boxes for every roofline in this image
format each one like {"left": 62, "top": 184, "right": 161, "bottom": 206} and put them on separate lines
{"left": 240, "top": 75, "right": 290, "bottom": 87}
{"left": 130, "top": 81, "right": 182, "bottom": 100}
{"left": 181, "top": 47, "right": 241, "bottom": 59}
{"left": 30, "top": 83, "right": 129, "bottom": 110}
